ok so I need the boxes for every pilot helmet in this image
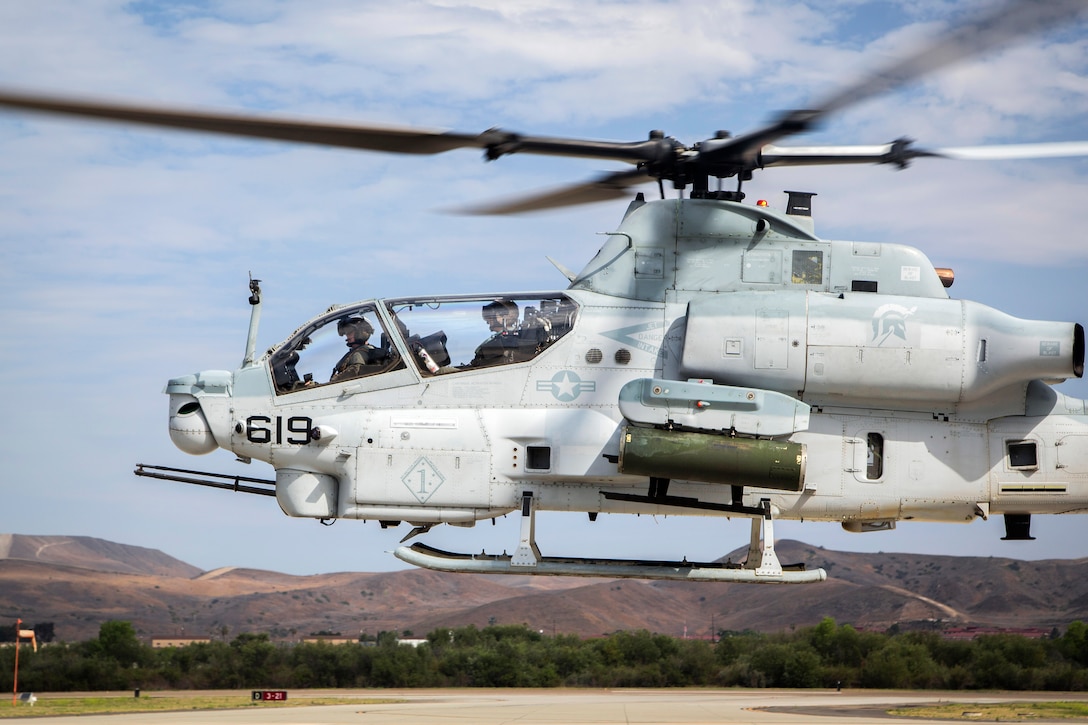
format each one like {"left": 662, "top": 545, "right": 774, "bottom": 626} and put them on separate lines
{"left": 482, "top": 300, "right": 519, "bottom": 327}
{"left": 337, "top": 316, "right": 374, "bottom": 340}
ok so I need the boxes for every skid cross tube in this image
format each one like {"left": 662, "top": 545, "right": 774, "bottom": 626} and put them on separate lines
{"left": 394, "top": 492, "right": 825, "bottom": 583}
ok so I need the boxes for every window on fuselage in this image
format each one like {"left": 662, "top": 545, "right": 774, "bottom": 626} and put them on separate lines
{"left": 791, "top": 250, "right": 823, "bottom": 284}
{"left": 386, "top": 294, "right": 578, "bottom": 375}
{"left": 866, "top": 432, "right": 884, "bottom": 480}
{"left": 269, "top": 303, "right": 406, "bottom": 394}
{"left": 1007, "top": 440, "right": 1039, "bottom": 471}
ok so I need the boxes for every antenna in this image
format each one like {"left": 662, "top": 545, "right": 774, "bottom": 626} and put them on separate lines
{"left": 784, "top": 191, "right": 816, "bottom": 217}
{"left": 242, "top": 273, "right": 263, "bottom": 368}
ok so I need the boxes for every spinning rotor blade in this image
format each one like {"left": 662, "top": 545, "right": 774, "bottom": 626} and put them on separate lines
{"left": 0, "top": 89, "right": 483, "bottom": 154}
{"left": 701, "top": 0, "right": 1088, "bottom": 168}
{"left": 0, "top": 0, "right": 1082, "bottom": 215}
{"left": 758, "top": 140, "right": 1088, "bottom": 169}
{"left": 543, "top": 0, "right": 1088, "bottom": 206}
{"left": 932, "top": 142, "right": 1088, "bottom": 161}
{"left": 0, "top": 89, "right": 674, "bottom": 165}
{"left": 758, "top": 141, "right": 928, "bottom": 169}
{"left": 816, "top": 0, "right": 1088, "bottom": 121}
{"left": 456, "top": 168, "right": 654, "bottom": 215}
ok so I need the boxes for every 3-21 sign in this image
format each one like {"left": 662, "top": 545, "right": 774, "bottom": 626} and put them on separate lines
{"left": 252, "top": 690, "right": 288, "bottom": 701}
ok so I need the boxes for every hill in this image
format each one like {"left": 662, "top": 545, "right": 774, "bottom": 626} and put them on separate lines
{"left": 1, "top": 534, "right": 1086, "bottom": 642}
{"left": 0, "top": 533, "right": 200, "bottom": 578}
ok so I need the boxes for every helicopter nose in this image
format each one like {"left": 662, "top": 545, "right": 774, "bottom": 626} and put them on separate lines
{"left": 164, "top": 371, "right": 233, "bottom": 456}
{"left": 167, "top": 394, "right": 217, "bottom": 455}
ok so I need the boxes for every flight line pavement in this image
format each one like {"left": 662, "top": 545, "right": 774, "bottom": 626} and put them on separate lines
{"left": 14, "top": 688, "right": 1088, "bottom": 724}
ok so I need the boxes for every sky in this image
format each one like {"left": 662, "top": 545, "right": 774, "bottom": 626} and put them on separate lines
{"left": 0, "top": 0, "right": 1087, "bottom": 577}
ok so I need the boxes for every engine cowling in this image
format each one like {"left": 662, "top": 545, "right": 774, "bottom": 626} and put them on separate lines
{"left": 679, "top": 290, "right": 1083, "bottom": 411}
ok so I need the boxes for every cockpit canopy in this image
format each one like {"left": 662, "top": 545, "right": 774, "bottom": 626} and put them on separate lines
{"left": 269, "top": 293, "right": 578, "bottom": 395}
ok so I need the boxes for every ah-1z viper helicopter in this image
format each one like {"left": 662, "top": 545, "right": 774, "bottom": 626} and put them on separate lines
{"left": 3, "top": 0, "right": 1087, "bottom": 584}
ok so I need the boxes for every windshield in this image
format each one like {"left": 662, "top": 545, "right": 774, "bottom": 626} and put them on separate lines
{"left": 387, "top": 294, "right": 577, "bottom": 375}
{"left": 269, "top": 294, "right": 578, "bottom": 393}
{"left": 269, "top": 303, "right": 405, "bottom": 394}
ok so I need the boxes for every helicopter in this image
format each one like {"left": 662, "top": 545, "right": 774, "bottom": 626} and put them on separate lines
{"left": 2, "top": 0, "right": 1087, "bottom": 583}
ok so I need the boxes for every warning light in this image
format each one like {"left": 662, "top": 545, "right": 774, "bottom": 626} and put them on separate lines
{"left": 756, "top": 199, "right": 769, "bottom": 207}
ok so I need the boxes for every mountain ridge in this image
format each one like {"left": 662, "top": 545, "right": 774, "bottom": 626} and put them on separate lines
{"left": 2, "top": 534, "right": 1085, "bottom": 642}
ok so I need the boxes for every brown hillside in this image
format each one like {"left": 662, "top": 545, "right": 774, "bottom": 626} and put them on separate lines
{"left": 3, "top": 535, "right": 1087, "bottom": 642}
{"left": 0, "top": 534, "right": 200, "bottom": 578}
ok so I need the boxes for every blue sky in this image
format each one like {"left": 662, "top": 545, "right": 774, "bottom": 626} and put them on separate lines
{"left": 0, "top": 0, "right": 1086, "bottom": 576}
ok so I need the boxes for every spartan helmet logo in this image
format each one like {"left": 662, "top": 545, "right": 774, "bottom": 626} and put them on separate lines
{"left": 871, "top": 304, "right": 917, "bottom": 346}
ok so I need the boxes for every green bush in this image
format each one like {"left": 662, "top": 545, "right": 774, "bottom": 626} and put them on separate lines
{"left": 3, "top": 619, "right": 1088, "bottom": 691}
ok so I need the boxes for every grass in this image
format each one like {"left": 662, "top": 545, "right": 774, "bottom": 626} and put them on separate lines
{"left": 0, "top": 693, "right": 400, "bottom": 718}
{"left": 890, "top": 701, "right": 1088, "bottom": 721}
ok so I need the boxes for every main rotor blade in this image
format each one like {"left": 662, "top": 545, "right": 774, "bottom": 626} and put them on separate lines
{"left": 1, "top": 0, "right": 1080, "bottom": 207}
{"left": 0, "top": 89, "right": 673, "bottom": 165}
{"left": 760, "top": 140, "right": 1088, "bottom": 168}
{"left": 455, "top": 168, "right": 653, "bottom": 215}
{"left": 757, "top": 142, "right": 926, "bottom": 168}
{"left": 455, "top": 137, "right": 1088, "bottom": 215}
{"left": 0, "top": 89, "right": 486, "bottom": 154}
{"left": 815, "top": 0, "right": 1088, "bottom": 119}
{"left": 702, "top": 0, "right": 1088, "bottom": 167}
{"left": 932, "top": 141, "right": 1088, "bottom": 161}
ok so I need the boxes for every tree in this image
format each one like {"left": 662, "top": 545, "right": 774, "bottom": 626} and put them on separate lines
{"left": 1061, "top": 621, "right": 1088, "bottom": 666}
{"left": 33, "top": 623, "right": 56, "bottom": 644}
{"left": 748, "top": 642, "right": 821, "bottom": 688}
{"left": 96, "top": 621, "right": 143, "bottom": 665}
{"left": 230, "top": 633, "right": 278, "bottom": 686}
{"left": 860, "top": 640, "right": 939, "bottom": 689}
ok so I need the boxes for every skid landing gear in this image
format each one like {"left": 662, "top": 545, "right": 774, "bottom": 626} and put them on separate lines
{"left": 394, "top": 492, "right": 826, "bottom": 584}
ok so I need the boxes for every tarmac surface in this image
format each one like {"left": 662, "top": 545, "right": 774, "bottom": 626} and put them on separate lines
{"left": 13, "top": 688, "right": 1088, "bottom": 724}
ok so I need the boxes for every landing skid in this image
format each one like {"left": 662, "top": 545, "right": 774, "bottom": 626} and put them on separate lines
{"left": 393, "top": 492, "right": 826, "bottom": 584}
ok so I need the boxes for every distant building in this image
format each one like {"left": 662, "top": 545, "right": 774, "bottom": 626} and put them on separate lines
{"left": 301, "top": 635, "right": 358, "bottom": 645}
{"left": 150, "top": 636, "right": 212, "bottom": 648}
{"left": 941, "top": 626, "right": 1051, "bottom": 640}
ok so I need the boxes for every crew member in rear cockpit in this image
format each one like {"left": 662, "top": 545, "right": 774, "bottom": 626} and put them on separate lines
{"left": 469, "top": 300, "right": 532, "bottom": 367}
{"left": 331, "top": 316, "right": 378, "bottom": 382}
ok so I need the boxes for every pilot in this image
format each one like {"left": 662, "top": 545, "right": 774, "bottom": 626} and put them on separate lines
{"left": 331, "top": 316, "right": 378, "bottom": 382}
{"left": 469, "top": 300, "right": 532, "bottom": 367}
